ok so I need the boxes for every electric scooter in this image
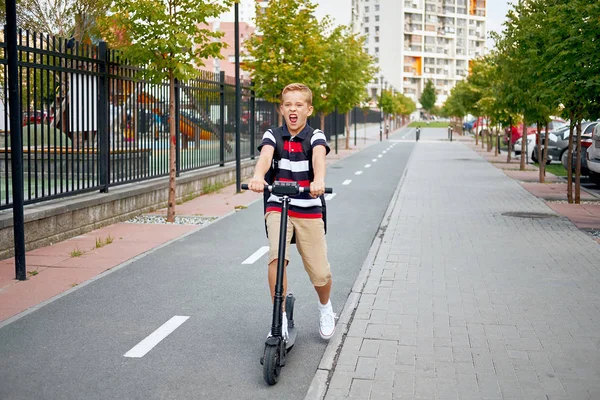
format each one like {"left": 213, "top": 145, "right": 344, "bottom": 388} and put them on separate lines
{"left": 241, "top": 181, "right": 332, "bottom": 385}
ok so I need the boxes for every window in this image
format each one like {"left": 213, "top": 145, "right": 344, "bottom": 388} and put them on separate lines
{"left": 375, "top": 47, "right": 379, "bottom": 54}
{"left": 364, "top": 16, "right": 369, "bottom": 23}
{"left": 375, "top": 15, "right": 379, "bottom": 22}
{"left": 375, "top": 4, "right": 380, "bottom": 11}
{"left": 365, "top": 6, "right": 369, "bottom": 12}
{"left": 365, "top": 27, "right": 369, "bottom": 33}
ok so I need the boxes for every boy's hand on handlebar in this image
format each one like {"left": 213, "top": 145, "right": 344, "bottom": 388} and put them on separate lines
{"left": 248, "top": 176, "right": 267, "bottom": 193}
{"left": 310, "top": 180, "right": 325, "bottom": 198}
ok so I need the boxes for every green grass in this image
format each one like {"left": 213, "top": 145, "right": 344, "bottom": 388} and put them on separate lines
{"left": 535, "top": 163, "right": 568, "bottom": 177}
{"left": 70, "top": 247, "right": 84, "bottom": 257}
{"left": 409, "top": 121, "right": 450, "bottom": 128}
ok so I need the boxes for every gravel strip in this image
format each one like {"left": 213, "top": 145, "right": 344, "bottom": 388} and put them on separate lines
{"left": 126, "top": 215, "right": 217, "bottom": 226}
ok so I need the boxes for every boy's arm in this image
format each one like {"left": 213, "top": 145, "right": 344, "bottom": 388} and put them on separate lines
{"left": 310, "top": 145, "right": 327, "bottom": 198}
{"left": 248, "top": 145, "right": 275, "bottom": 193}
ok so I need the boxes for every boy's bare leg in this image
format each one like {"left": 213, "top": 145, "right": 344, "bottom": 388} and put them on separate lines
{"left": 268, "top": 259, "right": 287, "bottom": 310}
{"left": 314, "top": 279, "right": 332, "bottom": 305}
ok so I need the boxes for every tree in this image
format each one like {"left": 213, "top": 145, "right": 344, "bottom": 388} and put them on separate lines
{"left": 0, "top": 0, "right": 110, "bottom": 42}
{"left": 419, "top": 79, "right": 436, "bottom": 117}
{"left": 394, "top": 92, "right": 416, "bottom": 126}
{"left": 243, "top": 0, "right": 329, "bottom": 126}
{"left": 537, "top": 0, "right": 600, "bottom": 203}
{"left": 320, "top": 26, "right": 376, "bottom": 149}
{"left": 101, "top": 0, "right": 232, "bottom": 222}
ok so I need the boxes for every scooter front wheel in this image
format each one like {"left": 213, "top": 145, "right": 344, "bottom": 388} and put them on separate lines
{"left": 263, "top": 344, "right": 281, "bottom": 385}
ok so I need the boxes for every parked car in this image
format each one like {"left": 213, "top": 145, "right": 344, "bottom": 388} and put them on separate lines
{"left": 586, "top": 124, "right": 600, "bottom": 187}
{"left": 463, "top": 118, "right": 476, "bottom": 132}
{"left": 514, "top": 134, "right": 536, "bottom": 157}
{"left": 533, "top": 122, "right": 598, "bottom": 165}
{"left": 22, "top": 110, "right": 54, "bottom": 126}
{"left": 561, "top": 121, "right": 600, "bottom": 176}
{"left": 510, "top": 119, "right": 567, "bottom": 145}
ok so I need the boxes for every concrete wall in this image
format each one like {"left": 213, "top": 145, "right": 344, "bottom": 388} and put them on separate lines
{"left": 0, "top": 159, "right": 256, "bottom": 259}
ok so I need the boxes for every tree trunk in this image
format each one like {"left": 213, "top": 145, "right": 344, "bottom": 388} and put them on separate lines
{"left": 345, "top": 111, "right": 351, "bottom": 150}
{"left": 320, "top": 113, "right": 326, "bottom": 134}
{"left": 167, "top": 72, "right": 177, "bottom": 222}
{"left": 575, "top": 119, "right": 582, "bottom": 204}
{"left": 475, "top": 121, "right": 479, "bottom": 145}
{"left": 540, "top": 123, "right": 550, "bottom": 183}
{"left": 494, "top": 129, "right": 498, "bottom": 157}
{"left": 520, "top": 118, "right": 526, "bottom": 171}
{"left": 567, "top": 115, "right": 574, "bottom": 203}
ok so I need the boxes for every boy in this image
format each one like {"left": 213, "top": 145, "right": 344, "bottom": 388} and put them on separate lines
{"left": 248, "top": 83, "right": 336, "bottom": 340}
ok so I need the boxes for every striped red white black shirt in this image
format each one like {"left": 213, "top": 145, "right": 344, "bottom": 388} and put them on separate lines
{"left": 258, "top": 124, "right": 330, "bottom": 218}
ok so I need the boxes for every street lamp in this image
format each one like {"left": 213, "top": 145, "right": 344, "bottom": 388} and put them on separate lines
{"left": 5, "top": 0, "right": 26, "bottom": 280}
{"left": 234, "top": 2, "right": 241, "bottom": 193}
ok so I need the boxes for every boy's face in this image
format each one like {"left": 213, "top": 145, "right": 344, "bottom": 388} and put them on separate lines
{"left": 281, "top": 90, "right": 313, "bottom": 135}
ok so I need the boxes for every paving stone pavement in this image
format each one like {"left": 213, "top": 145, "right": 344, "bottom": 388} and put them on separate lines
{"left": 323, "top": 142, "right": 600, "bottom": 400}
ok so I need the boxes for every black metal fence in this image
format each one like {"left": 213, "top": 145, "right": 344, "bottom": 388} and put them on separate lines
{"left": 0, "top": 29, "right": 357, "bottom": 211}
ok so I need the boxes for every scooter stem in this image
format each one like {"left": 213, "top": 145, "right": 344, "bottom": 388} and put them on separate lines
{"left": 271, "top": 195, "right": 290, "bottom": 337}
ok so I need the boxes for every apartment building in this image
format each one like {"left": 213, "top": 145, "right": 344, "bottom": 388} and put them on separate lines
{"left": 362, "top": 0, "right": 487, "bottom": 107}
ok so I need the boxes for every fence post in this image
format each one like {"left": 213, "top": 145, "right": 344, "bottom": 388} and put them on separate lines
{"left": 5, "top": 18, "right": 26, "bottom": 280}
{"left": 250, "top": 81, "right": 256, "bottom": 160}
{"left": 174, "top": 78, "right": 180, "bottom": 177}
{"left": 98, "top": 41, "right": 109, "bottom": 193}
{"left": 219, "top": 71, "right": 225, "bottom": 167}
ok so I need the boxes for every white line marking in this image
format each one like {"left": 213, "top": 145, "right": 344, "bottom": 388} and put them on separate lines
{"left": 372, "top": 158, "right": 377, "bottom": 162}
{"left": 355, "top": 171, "right": 363, "bottom": 175}
{"left": 124, "top": 316, "right": 190, "bottom": 358}
{"left": 383, "top": 150, "right": 387, "bottom": 154}
{"left": 343, "top": 179, "right": 352, "bottom": 185}
{"left": 325, "top": 193, "right": 337, "bottom": 201}
{"left": 242, "top": 246, "right": 269, "bottom": 264}
{"left": 378, "top": 154, "right": 383, "bottom": 158}
{"left": 365, "top": 164, "right": 371, "bottom": 168}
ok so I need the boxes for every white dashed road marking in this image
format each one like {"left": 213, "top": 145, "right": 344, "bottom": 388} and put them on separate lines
{"left": 325, "top": 193, "right": 337, "bottom": 201}
{"left": 355, "top": 171, "right": 363, "bottom": 175}
{"left": 365, "top": 164, "right": 371, "bottom": 168}
{"left": 124, "top": 316, "right": 190, "bottom": 358}
{"left": 343, "top": 180, "right": 352, "bottom": 185}
{"left": 242, "top": 246, "right": 270, "bottom": 265}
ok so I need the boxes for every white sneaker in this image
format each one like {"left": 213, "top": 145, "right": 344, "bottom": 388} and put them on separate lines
{"left": 319, "top": 307, "right": 336, "bottom": 340}
{"left": 267, "top": 312, "right": 289, "bottom": 341}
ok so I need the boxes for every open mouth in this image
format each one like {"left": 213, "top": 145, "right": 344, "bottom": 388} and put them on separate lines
{"left": 289, "top": 115, "right": 298, "bottom": 124}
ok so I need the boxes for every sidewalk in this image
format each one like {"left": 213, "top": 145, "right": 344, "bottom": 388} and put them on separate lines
{"left": 462, "top": 139, "right": 600, "bottom": 237}
{"left": 0, "top": 123, "right": 392, "bottom": 324}
{"left": 317, "top": 140, "right": 600, "bottom": 399}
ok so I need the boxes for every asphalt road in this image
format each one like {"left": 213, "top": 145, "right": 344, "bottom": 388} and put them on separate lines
{"left": 0, "top": 128, "right": 416, "bottom": 400}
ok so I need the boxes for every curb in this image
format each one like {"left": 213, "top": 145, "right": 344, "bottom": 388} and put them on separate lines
{"left": 304, "top": 138, "right": 418, "bottom": 400}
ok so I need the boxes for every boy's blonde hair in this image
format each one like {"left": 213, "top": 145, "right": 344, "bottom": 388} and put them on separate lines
{"left": 281, "top": 83, "right": 313, "bottom": 106}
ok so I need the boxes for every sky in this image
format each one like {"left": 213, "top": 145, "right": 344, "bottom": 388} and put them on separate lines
{"left": 313, "top": 0, "right": 514, "bottom": 51}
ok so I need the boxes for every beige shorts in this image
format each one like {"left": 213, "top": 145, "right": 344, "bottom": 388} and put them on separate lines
{"left": 265, "top": 211, "right": 331, "bottom": 287}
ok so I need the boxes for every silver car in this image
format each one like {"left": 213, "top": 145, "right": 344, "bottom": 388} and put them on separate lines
{"left": 561, "top": 121, "right": 600, "bottom": 176}
{"left": 586, "top": 124, "right": 600, "bottom": 187}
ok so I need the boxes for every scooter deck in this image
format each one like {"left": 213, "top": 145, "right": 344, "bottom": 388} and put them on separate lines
{"left": 285, "top": 326, "right": 297, "bottom": 350}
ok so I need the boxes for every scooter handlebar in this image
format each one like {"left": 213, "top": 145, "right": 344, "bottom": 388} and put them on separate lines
{"left": 241, "top": 184, "right": 333, "bottom": 194}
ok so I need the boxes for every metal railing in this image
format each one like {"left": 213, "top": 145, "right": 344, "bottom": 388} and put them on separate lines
{"left": 0, "top": 29, "right": 278, "bottom": 210}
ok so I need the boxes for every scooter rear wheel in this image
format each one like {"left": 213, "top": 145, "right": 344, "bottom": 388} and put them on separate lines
{"left": 263, "top": 344, "right": 281, "bottom": 385}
